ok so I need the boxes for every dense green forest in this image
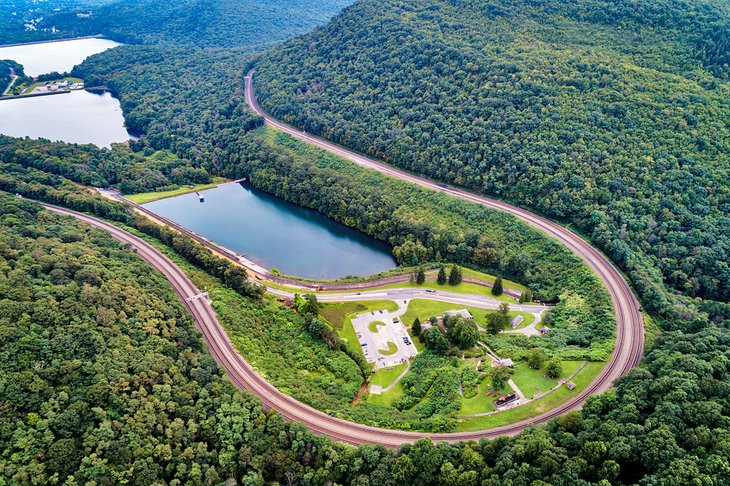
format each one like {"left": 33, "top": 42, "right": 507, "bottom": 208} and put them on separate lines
{"left": 0, "top": 121, "right": 615, "bottom": 431}
{"left": 34, "top": 0, "right": 354, "bottom": 48}
{"left": 253, "top": 0, "right": 730, "bottom": 324}
{"left": 1, "top": 193, "right": 729, "bottom": 483}
{"left": 2, "top": 0, "right": 730, "bottom": 482}
{"left": 0, "top": 1, "right": 114, "bottom": 45}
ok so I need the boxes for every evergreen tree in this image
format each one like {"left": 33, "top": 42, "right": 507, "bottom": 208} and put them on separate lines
{"left": 492, "top": 276, "right": 503, "bottom": 296}
{"left": 411, "top": 317, "right": 422, "bottom": 336}
{"left": 448, "top": 265, "right": 462, "bottom": 285}
{"left": 437, "top": 266, "right": 447, "bottom": 285}
{"left": 416, "top": 268, "right": 426, "bottom": 284}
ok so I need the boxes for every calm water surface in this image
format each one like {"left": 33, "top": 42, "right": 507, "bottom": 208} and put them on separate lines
{"left": 144, "top": 182, "right": 396, "bottom": 279}
{"left": 0, "top": 90, "right": 131, "bottom": 148}
{"left": 0, "top": 38, "right": 121, "bottom": 76}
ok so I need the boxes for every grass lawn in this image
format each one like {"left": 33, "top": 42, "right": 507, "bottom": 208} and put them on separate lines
{"left": 370, "top": 362, "right": 408, "bottom": 388}
{"left": 320, "top": 300, "right": 399, "bottom": 329}
{"left": 455, "top": 361, "right": 605, "bottom": 431}
{"left": 459, "top": 378, "right": 512, "bottom": 415}
{"left": 367, "top": 378, "right": 404, "bottom": 407}
{"left": 320, "top": 300, "right": 400, "bottom": 362}
{"left": 378, "top": 342, "right": 398, "bottom": 355}
{"left": 402, "top": 299, "right": 533, "bottom": 331}
{"left": 375, "top": 279, "right": 519, "bottom": 303}
{"left": 340, "top": 320, "right": 364, "bottom": 360}
{"left": 125, "top": 178, "right": 228, "bottom": 204}
{"left": 510, "top": 361, "right": 584, "bottom": 399}
{"left": 368, "top": 320, "right": 386, "bottom": 333}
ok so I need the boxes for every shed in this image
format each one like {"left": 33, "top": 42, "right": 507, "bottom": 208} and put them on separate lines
{"left": 499, "top": 358, "right": 514, "bottom": 368}
{"left": 510, "top": 315, "right": 524, "bottom": 329}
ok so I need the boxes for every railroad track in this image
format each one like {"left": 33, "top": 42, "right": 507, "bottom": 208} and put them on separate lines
{"left": 38, "top": 71, "right": 644, "bottom": 446}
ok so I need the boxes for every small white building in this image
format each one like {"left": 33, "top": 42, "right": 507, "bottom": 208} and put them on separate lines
{"left": 510, "top": 315, "right": 524, "bottom": 329}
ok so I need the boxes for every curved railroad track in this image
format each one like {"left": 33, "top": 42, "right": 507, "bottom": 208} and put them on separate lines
{"left": 40, "top": 71, "right": 644, "bottom": 446}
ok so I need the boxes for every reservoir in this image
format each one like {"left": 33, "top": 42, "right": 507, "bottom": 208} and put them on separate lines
{"left": 0, "top": 90, "right": 131, "bottom": 148}
{"left": 144, "top": 182, "right": 396, "bottom": 280}
{"left": 0, "top": 38, "right": 121, "bottom": 77}
{"left": 0, "top": 38, "right": 131, "bottom": 147}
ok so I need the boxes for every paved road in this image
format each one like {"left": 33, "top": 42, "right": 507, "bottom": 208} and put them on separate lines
{"left": 38, "top": 71, "right": 645, "bottom": 446}
{"left": 244, "top": 70, "right": 645, "bottom": 431}
{"left": 43, "top": 190, "right": 638, "bottom": 446}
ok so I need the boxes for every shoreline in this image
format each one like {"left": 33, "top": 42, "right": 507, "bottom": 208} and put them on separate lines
{"left": 0, "top": 90, "right": 70, "bottom": 101}
{"left": 0, "top": 35, "right": 105, "bottom": 49}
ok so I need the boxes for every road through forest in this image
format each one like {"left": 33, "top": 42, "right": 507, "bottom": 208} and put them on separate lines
{"left": 39, "top": 71, "right": 645, "bottom": 446}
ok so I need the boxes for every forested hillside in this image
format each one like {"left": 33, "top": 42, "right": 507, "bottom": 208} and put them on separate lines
{"left": 1, "top": 184, "right": 728, "bottom": 484}
{"left": 253, "top": 0, "right": 730, "bottom": 324}
{"left": 39, "top": 0, "right": 354, "bottom": 48}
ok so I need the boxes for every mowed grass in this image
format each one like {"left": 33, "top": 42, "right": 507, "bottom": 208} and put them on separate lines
{"left": 368, "top": 320, "right": 386, "bottom": 333}
{"left": 125, "top": 179, "right": 229, "bottom": 204}
{"left": 367, "top": 378, "right": 404, "bottom": 407}
{"left": 378, "top": 342, "right": 398, "bottom": 355}
{"left": 510, "top": 361, "right": 584, "bottom": 399}
{"left": 318, "top": 267, "right": 528, "bottom": 303}
{"left": 402, "top": 299, "right": 535, "bottom": 331}
{"left": 320, "top": 300, "right": 400, "bottom": 362}
{"left": 320, "top": 300, "right": 399, "bottom": 329}
{"left": 459, "top": 378, "right": 512, "bottom": 415}
{"left": 376, "top": 279, "right": 519, "bottom": 303}
{"left": 370, "top": 362, "right": 408, "bottom": 388}
{"left": 456, "top": 361, "right": 605, "bottom": 431}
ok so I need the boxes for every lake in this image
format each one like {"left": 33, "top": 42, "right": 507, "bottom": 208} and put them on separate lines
{"left": 0, "top": 38, "right": 121, "bottom": 77}
{"left": 0, "top": 37, "right": 131, "bottom": 148}
{"left": 0, "top": 90, "right": 131, "bottom": 148}
{"left": 144, "top": 182, "right": 396, "bottom": 280}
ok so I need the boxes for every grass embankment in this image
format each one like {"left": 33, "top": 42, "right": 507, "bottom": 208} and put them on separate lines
{"left": 126, "top": 177, "right": 229, "bottom": 204}
{"left": 456, "top": 361, "right": 604, "bottom": 431}
{"left": 318, "top": 267, "right": 527, "bottom": 303}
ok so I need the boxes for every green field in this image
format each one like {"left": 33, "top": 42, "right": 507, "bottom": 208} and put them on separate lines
{"left": 370, "top": 362, "right": 408, "bottom": 388}
{"left": 368, "top": 320, "right": 386, "bottom": 333}
{"left": 320, "top": 300, "right": 399, "bottom": 329}
{"left": 459, "top": 377, "right": 512, "bottom": 416}
{"left": 401, "top": 299, "right": 535, "bottom": 332}
{"left": 320, "top": 267, "right": 528, "bottom": 303}
{"left": 456, "top": 362, "right": 605, "bottom": 431}
{"left": 378, "top": 341, "right": 398, "bottom": 355}
{"left": 320, "top": 300, "right": 400, "bottom": 362}
{"left": 125, "top": 178, "right": 228, "bottom": 204}
{"left": 510, "top": 361, "right": 584, "bottom": 399}
{"left": 367, "top": 377, "right": 404, "bottom": 407}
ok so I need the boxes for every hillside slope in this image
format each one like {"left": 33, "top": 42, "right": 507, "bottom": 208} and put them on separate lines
{"left": 253, "top": 0, "right": 730, "bottom": 322}
{"left": 41, "top": 0, "right": 354, "bottom": 48}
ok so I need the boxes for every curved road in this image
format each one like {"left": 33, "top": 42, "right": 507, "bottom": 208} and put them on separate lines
{"left": 243, "top": 70, "right": 645, "bottom": 422}
{"left": 40, "top": 70, "right": 644, "bottom": 446}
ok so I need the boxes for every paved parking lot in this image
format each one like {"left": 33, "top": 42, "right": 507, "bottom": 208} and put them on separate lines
{"left": 351, "top": 301, "right": 418, "bottom": 369}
